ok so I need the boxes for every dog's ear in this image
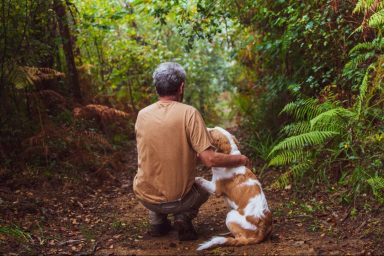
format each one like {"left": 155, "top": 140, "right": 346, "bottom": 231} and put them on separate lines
{"left": 208, "top": 129, "right": 231, "bottom": 154}
{"left": 232, "top": 135, "right": 240, "bottom": 149}
{"left": 208, "top": 129, "right": 220, "bottom": 147}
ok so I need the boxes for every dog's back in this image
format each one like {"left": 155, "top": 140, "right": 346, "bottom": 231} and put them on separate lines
{"left": 197, "top": 127, "right": 271, "bottom": 250}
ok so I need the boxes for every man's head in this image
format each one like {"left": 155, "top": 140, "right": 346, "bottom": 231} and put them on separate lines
{"left": 153, "top": 62, "right": 186, "bottom": 100}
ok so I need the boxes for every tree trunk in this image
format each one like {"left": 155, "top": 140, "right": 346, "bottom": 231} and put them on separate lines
{"left": 53, "top": 0, "right": 82, "bottom": 102}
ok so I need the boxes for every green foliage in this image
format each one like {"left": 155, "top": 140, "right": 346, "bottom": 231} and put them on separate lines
{"left": 269, "top": 149, "right": 308, "bottom": 166}
{"left": 0, "top": 225, "right": 32, "bottom": 242}
{"left": 367, "top": 176, "right": 384, "bottom": 203}
{"left": 354, "top": 0, "right": 384, "bottom": 32}
{"left": 269, "top": 53, "right": 384, "bottom": 202}
{"left": 269, "top": 131, "right": 339, "bottom": 156}
{"left": 310, "top": 108, "right": 355, "bottom": 129}
{"left": 369, "top": 9, "right": 384, "bottom": 28}
{"left": 74, "top": 0, "right": 237, "bottom": 122}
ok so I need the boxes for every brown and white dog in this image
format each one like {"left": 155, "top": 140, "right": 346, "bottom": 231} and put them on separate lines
{"left": 195, "top": 127, "right": 272, "bottom": 250}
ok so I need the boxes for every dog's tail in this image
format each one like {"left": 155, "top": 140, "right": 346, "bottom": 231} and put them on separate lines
{"left": 196, "top": 236, "right": 263, "bottom": 250}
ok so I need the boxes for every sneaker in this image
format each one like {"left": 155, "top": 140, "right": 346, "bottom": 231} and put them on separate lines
{"left": 148, "top": 219, "right": 172, "bottom": 237}
{"left": 174, "top": 218, "right": 198, "bottom": 241}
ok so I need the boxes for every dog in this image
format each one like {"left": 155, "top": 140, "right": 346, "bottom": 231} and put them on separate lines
{"left": 195, "top": 127, "right": 272, "bottom": 250}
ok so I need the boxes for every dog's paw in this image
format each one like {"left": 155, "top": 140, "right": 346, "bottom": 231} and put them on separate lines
{"left": 195, "top": 176, "right": 205, "bottom": 185}
{"left": 195, "top": 177, "right": 216, "bottom": 194}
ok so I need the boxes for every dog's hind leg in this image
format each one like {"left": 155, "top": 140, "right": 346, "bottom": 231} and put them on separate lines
{"left": 195, "top": 177, "right": 216, "bottom": 194}
{"left": 225, "top": 210, "right": 256, "bottom": 234}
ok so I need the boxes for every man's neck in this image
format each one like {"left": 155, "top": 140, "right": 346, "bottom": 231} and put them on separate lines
{"left": 158, "top": 95, "right": 180, "bottom": 102}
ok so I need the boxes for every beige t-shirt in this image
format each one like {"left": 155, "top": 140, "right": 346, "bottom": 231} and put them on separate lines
{"left": 133, "top": 101, "right": 212, "bottom": 204}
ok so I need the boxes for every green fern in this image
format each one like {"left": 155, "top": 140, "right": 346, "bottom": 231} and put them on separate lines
{"left": 369, "top": 8, "right": 384, "bottom": 28}
{"left": 271, "top": 161, "right": 312, "bottom": 189}
{"left": 353, "top": 0, "right": 376, "bottom": 13}
{"left": 349, "top": 38, "right": 384, "bottom": 54}
{"left": 280, "top": 121, "right": 311, "bottom": 136}
{"left": 281, "top": 98, "right": 325, "bottom": 120}
{"left": 344, "top": 52, "right": 376, "bottom": 72}
{"left": 269, "top": 149, "right": 309, "bottom": 166}
{"left": 269, "top": 98, "right": 346, "bottom": 186}
{"left": 367, "top": 176, "right": 384, "bottom": 202}
{"left": 291, "top": 161, "right": 312, "bottom": 178}
{"left": 271, "top": 171, "right": 291, "bottom": 189}
{"left": 353, "top": 0, "right": 384, "bottom": 33}
{"left": 355, "top": 64, "right": 376, "bottom": 116}
{"left": 269, "top": 130, "right": 338, "bottom": 156}
{"left": 310, "top": 108, "right": 355, "bottom": 129}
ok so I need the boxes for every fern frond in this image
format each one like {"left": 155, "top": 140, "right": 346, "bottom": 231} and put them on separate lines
{"left": 356, "top": 64, "right": 376, "bottom": 116}
{"left": 82, "top": 131, "right": 112, "bottom": 149}
{"left": 291, "top": 162, "right": 312, "bottom": 178}
{"left": 280, "top": 121, "right": 311, "bottom": 136}
{"left": 368, "top": 9, "right": 384, "bottom": 27}
{"left": 310, "top": 108, "right": 355, "bottom": 129}
{"left": 353, "top": 0, "right": 377, "bottom": 13}
{"left": 367, "top": 176, "right": 384, "bottom": 202}
{"left": 367, "top": 176, "right": 384, "bottom": 190}
{"left": 269, "top": 131, "right": 339, "bottom": 156}
{"left": 349, "top": 38, "right": 384, "bottom": 54}
{"left": 281, "top": 98, "right": 322, "bottom": 120}
{"left": 101, "top": 107, "right": 130, "bottom": 120}
{"left": 22, "top": 66, "right": 65, "bottom": 84}
{"left": 271, "top": 171, "right": 291, "bottom": 189}
{"left": 268, "top": 149, "right": 308, "bottom": 166}
{"left": 344, "top": 52, "right": 376, "bottom": 72}
{"left": 7, "top": 65, "right": 33, "bottom": 89}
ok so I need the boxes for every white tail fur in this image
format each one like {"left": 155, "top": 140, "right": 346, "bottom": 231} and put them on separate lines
{"left": 197, "top": 236, "right": 227, "bottom": 250}
{"left": 197, "top": 236, "right": 264, "bottom": 250}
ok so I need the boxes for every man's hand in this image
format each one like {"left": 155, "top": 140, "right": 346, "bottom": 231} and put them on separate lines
{"left": 240, "top": 155, "right": 252, "bottom": 169}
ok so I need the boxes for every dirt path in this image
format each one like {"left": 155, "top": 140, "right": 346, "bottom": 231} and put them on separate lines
{"left": 95, "top": 169, "right": 374, "bottom": 256}
{"left": 1, "top": 141, "right": 382, "bottom": 255}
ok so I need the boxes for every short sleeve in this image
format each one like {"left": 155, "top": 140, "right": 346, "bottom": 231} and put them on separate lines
{"left": 186, "top": 108, "right": 213, "bottom": 153}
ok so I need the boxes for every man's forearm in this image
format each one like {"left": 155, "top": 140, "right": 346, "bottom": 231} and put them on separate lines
{"left": 198, "top": 149, "right": 250, "bottom": 168}
{"left": 210, "top": 153, "right": 245, "bottom": 167}
{"left": 209, "top": 152, "right": 247, "bottom": 168}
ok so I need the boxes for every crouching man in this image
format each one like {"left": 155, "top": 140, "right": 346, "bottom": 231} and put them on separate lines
{"left": 133, "top": 62, "right": 250, "bottom": 241}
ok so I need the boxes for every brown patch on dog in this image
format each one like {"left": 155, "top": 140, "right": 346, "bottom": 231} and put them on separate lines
{"left": 227, "top": 222, "right": 260, "bottom": 240}
{"left": 215, "top": 169, "right": 261, "bottom": 209}
{"left": 209, "top": 129, "right": 232, "bottom": 154}
{"left": 246, "top": 211, "right": 273, "bottom": 241}
{"left": 226, "top": 214, "right": 272, "bottom": 245}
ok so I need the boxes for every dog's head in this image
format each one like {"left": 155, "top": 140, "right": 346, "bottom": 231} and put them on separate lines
{"left": 208, "top": 127, "right": 240, "bottom": 155}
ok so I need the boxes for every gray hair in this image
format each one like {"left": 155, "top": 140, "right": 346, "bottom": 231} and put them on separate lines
{"left": 153, "top": 62, "right": 186, "bottom": 96}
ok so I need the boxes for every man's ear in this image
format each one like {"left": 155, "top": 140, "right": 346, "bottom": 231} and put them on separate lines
{"left": 178, "top": 82, "right": 184, "bottom": 93}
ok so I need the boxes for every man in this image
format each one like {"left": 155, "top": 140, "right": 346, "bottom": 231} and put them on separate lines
{"left": 133, "top": 62, "right": 250, "bottom": 241}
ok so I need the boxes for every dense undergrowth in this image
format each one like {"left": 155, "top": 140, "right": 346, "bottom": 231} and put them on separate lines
{"left": 175, "top": 0, "right": 384, "bottom": 203}
{"left": 264, "top": 2, "right": 384, "bottom": 203}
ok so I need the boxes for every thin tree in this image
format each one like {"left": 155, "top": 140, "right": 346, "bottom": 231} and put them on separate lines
{"left": 53, "top": 0, "right": 82, "bottom": 102}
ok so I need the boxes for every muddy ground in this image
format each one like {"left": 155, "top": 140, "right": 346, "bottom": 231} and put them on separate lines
{"left": 1, "top": 141, "right": 383, "bottom": 255}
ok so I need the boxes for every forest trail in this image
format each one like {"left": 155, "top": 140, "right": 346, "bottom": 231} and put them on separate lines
{"left": 96, "top": 168, "right": 371, "bottom": 256}
{"left": 0, "top": 139, "right": 379, "bottom": 255}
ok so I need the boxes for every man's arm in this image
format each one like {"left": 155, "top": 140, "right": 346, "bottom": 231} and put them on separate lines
{"left": 198, "top": 149, "right": 251, "bottom": 168}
